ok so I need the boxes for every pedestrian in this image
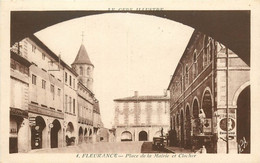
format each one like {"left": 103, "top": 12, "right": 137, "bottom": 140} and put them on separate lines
{"left": 201, "top": 145, "right": 207, "bottom": 154}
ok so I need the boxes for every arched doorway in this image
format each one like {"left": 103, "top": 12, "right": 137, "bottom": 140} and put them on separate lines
{"left": 78, "top": 127, "right": 83, "bottom": 144}
{"left": 201, "top": 90, "right": 213, "bottom": 152}
{"left": 66, "top": 122, "right": 75, "bottom": 146}
{"left": 185, "top": 106, "right": 191, "bottom": 148}
{"left": 121, "top": 131, "right": 132, "bottom": 141}
{"left": 237, "top": 86, "right": 250, "bottom": 153}
{"left": 84, "top": 128, "right": 88, "bottom": 142}
{"left": 202, "top": 90, "right": 213, "bottom": 119}
{"left": 139, "top": 131, "right": 148, "bottom": 141}
{"left": 31, "top": 116, "right": 46, "bottom": 149}
{"left": 50, "top": 119, "right": 61, "bottom": 148}
{"left": 180, "top": 110, "right": 185, "bottom": 147}
{"left": 193, "top": 99, "right": 199, "bottom": 134}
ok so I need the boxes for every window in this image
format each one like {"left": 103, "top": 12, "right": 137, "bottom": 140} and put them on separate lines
{"left": 185, "top": 65, "right": 189, "bottom": 85}
{"left": 69, "top": 97, "right": 72, "bottom": 112}
{"left": 32, "top": 74, "right": 37, "bottom": 85}
{"left": 87, "top": 67, "right": 90, "bottom": 75}
{"left": 69, "top": 75, "right": 72, "bottom": 86}
{"left": 73, "top": 79, "right": 75, "bottom": 89}
{"left": 42, "top": 80, "right": 46, "bottom": 89}
{"left": 50, "top": 84, "right": 54, "bottom": 93}
{"left": 50, "top": 84, "right": 55, "bottom": 100}
{"left": 180, "top": 76, "right": 182, "bottom": 92}
{"left": 58, "top": 88, "right": 61, "bottom": 96}
{"left": 42, "top": 53, "right": 45, "bottom": 60}
{"left": 65, "top": 72, "right": 67, "bottom": 83}
{"left": 209, "top": 41, "right": 214, "bottom": 63}
{"left": 32, "top": 45, "right": 36, "bottom": 53}
{"left": 73, "top": 99, "right": 75, "bottom": 114}
{"left": 80, "top": 66, "right": 83, "bottom": 75}
{"left": 65, "top": 95, "right": 68, "bottom": 112}
{"left": 193, "top": 50, "right": 198, "bottom": 79}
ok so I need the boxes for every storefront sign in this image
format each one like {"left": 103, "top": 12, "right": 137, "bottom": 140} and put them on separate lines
{"left": 29, "top": 117, "right": 36, "bottom": 126}
{"left": 218, "top": 116, "right": 236, "bottom": 137}
{"left": 10, "top": 107, "right": 28, "bottom": 118}
{"left": 203, "top": 118, "right": 212, "bottom": 133}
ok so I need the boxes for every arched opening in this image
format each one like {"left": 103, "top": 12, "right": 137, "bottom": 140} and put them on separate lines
{"left": 50, "top": 119, "right": 61, "bottom": 148}
{"left": 203, "top": 35, "right": 209, "bottom": 68}
{"left": 139, "top": 131, "right": 148, "bottom": 141}
{"left": 185, "top": 106, "right": 191, "bottom": 149}
{"left": 87, "top": 67, "right": 91, "bottom": 75}
{"left": 237, "top": 86, "right": 250, "bottom": 153}
{"left": 84, "top": 128, "right": 88, "bottom": 142}
{"left": 66, "top": 122, "right": 75, "bottom": 146}
{"left": 80, "top": 66, "right": 83, "bottom": 75}
{"left": 202, "top": 90, "right": 212, "bottom": 119}
{"left": 192, "top": 99, "right": 200, "bottom": 135}
{"left": 180, "top": 110, "right": 185, "bottom": 147}
{"left": 121, "top": 131, "right": 132, "bottom": 141}
{"left": 201, "top": 90, "right": 213, "bottom": 152}
{"left": 9, "top": 115, "right": 24, "bottom": 153}
{"left": 31, "top": 116, "right": 46, "bottom": 149}
{"left": 78, "top": 127, "right": 83, "bottom": 144}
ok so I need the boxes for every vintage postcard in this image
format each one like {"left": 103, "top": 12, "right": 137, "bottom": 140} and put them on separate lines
{"left": 1, "top": 0, "right": 260, "bottom": 162}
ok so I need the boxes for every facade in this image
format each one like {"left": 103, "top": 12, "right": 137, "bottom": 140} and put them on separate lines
{"left": 10, "top": 35, "right": 103, "bottom": 153}
{"left": 63, "top": 65, "right": 78, "bottom": 146}
{"left": 10, "top": 46, "right": 31, "bottom": 153}
{"left": 167, "top": 30, "right": 250, "bottom": 153}
{"left": 113, "top": 91, "right": 170, "bottom": 142}
{"left": 26, "top": 36, "right": 65, "bottom": 150}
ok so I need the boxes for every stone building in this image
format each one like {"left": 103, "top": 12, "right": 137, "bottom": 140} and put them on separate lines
{"left": 63, "top": 64, "right": 78, "bottom": 146}
{"left": 9, "top": 35, "right": 103, "bottom": 152}
{"left": 113, "top": 91, "right": 170, "bottom": 142}
{"left": 21, "top": 36, "right": 66, "bottom": 150}
{"left": 72, "top": 44, "right": 95, "bottom": 144}
{"left": 167, "top": 30, "right": 250, "bottom": 153}
{"left": 10, "top": 45, "right": 31, "bottom": 153}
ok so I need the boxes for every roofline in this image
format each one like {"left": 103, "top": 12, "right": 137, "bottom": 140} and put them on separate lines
{"left": 78, "top": 81, "right": 94, "bottom": 96}
{"left": 28, "top": 35, "right": 78, "bottom": 77}
{"left": 114, "top": 96, "right": 169, "bottom": 102}
{"left": 167, "top": 30, "right": 198, "bottom": 90}
{"left": 11, "top": 51, "right": 32, "bottom": 67}
{"left": 71, "top": 62, "right": 95, "bottom": 68}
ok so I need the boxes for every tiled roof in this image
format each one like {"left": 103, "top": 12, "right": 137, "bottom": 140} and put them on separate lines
{"left": 114, "top": 95, "right": 169, "bottom": 101}
{"left": 72, "top": 44, "right": 93, "bottom": 66}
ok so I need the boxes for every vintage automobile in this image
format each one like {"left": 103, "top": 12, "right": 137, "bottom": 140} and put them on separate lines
{"left": 152, "top": 137, "right": 165, "bottom": 150}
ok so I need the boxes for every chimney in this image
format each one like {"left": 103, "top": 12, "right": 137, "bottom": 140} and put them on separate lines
{"left": 134, "top": 91, "right": 138, "bottom": 97}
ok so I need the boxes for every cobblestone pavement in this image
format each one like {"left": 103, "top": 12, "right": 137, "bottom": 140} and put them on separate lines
{"left": 29, "top": 141, "right": 144, "bottom": 153}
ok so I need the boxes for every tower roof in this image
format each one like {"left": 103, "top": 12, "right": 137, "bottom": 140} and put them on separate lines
{"left": 72, "top": 44, "right": 93, "bottom": 66}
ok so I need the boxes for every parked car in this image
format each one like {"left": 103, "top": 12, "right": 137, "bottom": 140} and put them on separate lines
{"left": 152, "top": 137, "right": 164, "bottom": 150}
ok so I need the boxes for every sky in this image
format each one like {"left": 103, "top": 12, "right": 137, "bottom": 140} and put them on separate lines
{"left": 35, "top": 13, "right": 194, "bottom": 128}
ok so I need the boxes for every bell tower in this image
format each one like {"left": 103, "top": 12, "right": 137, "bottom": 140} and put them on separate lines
{"left": 72, "top": 44, "right": 94, "bottom": 91}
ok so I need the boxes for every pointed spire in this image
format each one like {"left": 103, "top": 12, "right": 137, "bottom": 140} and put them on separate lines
{"left": 72, "top": 44, "right": 93, "bottom": 66}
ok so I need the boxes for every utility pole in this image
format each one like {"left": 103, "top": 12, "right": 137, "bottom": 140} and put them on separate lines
{"left": 226, "top": 47, "right": 229, "bottom": 154}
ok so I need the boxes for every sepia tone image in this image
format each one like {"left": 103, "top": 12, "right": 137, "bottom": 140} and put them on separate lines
{"left": 9, "top": 10, "right": 250, "bottom": 154}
